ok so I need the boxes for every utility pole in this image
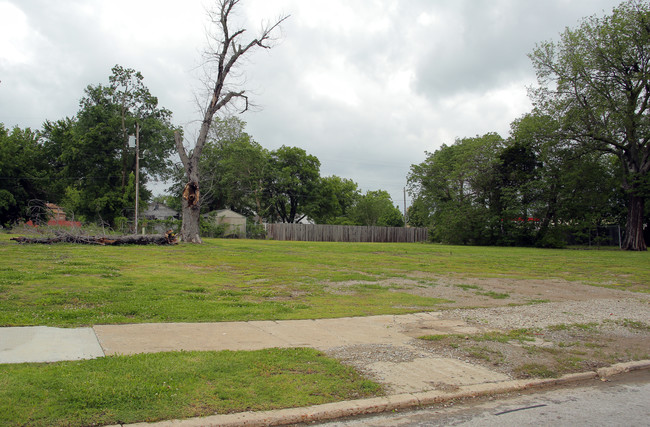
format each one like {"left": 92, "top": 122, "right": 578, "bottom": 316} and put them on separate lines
{"left": 134, "top": 122, "right": 140, "bottom": 233}
{"left": 404, "top": 187, "right": 406, "bottom": 227}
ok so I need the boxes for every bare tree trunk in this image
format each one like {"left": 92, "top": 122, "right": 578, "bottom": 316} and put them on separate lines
{"left": 175, "top": 132, "right": 203, "bottom": 243}
{"left": 173, "top": 0, "right": 287, "bottom": 243}
{"left": 180, "top": 180, "right": 202, "bottom": 243}
{"left": 180, "top": 197, "right": 202, "bottom": 243}
{"left": 622, "top": 194, "right": 647, "bottom": 251}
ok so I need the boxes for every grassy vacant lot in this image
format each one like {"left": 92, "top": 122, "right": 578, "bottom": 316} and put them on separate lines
{"left": 1, "top": 233, "right": 648, "bottom": 426}
{"left": 0, "top": 348, "right": 380, "bottom": 427}
{"left": 1, "top": 233, "right": 648, "bottom": 327}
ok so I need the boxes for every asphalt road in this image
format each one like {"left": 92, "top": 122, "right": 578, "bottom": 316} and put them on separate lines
{"left": 312, "top": 369, "right": 650, "bottom": 427}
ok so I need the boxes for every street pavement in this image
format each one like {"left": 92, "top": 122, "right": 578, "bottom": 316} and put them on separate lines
{"left": 1, "top": 313, "right": 649, "bottom": 426}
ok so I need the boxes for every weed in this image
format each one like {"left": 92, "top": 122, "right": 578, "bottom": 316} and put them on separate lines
{"left": 619, "top": 319, "right": 650, "bottom": 331}
{"left": 515, "top": 363, "right": 558, "bottom": 378}
{"left": 467, "top": 345, "right": 504, "bottom": 363}
{"left": 557, "top": 356, "right": 586, "bottom": 371}
{"left": 455, "top": 284, "right": 481, "bottom": 291}
{"left": 419, "top": 334, "right": 447, "bottom": 341}
{"left": 526, "top": 299, "right": 551, "bottom": 305}
{"left": 476, "top": 291, "right": 510, "bottom": 299}
{"left": 547, "top": 322, "right": 599, "bottom": 332}
{"left": 584, "top": 342, "right": 603, "bottom": 349}
{"left": 469, "top": 329, "right": 534, "bottom": 344}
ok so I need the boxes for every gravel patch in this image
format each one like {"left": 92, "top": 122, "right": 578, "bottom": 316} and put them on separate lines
{"left": 439, "top": 297, "right": 650, "bottom": 330}
{"left": 326, "top": 296, "right": 650, "bottom": 384}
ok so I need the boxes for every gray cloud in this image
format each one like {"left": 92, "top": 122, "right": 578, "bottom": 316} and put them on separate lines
{"left": 0, "top": 0, "right": 624, "bottom": 209}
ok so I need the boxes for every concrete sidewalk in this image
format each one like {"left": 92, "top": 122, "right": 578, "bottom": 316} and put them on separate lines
{"left": 1, "top": 312, "right": 500, "bottom": 395}
{"left": 0, "top": 326, "right": 104, "bottom": 363}
{"left": 2, "top": 314, "right": 649, "bottom": 426}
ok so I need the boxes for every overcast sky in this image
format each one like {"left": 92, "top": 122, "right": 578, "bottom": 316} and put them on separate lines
{"left": 0, "top": 0, "right": 624, "bottom": 211}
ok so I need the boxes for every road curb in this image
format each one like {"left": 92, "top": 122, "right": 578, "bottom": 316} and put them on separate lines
{"left": 596, "top": 360, "right": 650, "bottom": 378}
{"left": 116, "top": 360, "right": 650, "bottom": 427}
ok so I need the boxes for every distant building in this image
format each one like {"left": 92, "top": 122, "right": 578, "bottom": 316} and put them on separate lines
{"left": 46, "top": 203, "right": 66, "bottom": 221}
{"left": 143, "top": 203, "right": 179, "bottom": 220}
{"left": 25, "top": 203, "right": 81, "bottom": 228}
{"left": 209, "top": 209, "right": 246, "bottom": 238}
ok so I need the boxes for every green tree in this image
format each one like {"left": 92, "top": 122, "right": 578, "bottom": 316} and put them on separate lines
{"left": 406, "top": 196, "right": 432, "bottom": 228}
{"left": 349, "top": 190, "right": 404, "bottom": 227}
{"left": 198, "top": 117, "right": 270, "bottom": 221}
{"left": 408, "top": 133, "right": 504, "bottom": 244}
{"left": 264, "top": 146, "right": 321, "bottom": 223}
{"left": 41, "top": 66, "right": 176, "bottom": 226}
{"left": 529, "top": 0, "right": 650, "bottom": 250}
{"left": 506, "top": 113, "right": 624, "bottom": 247}
{"left": 0, "top": 125, "right": 48, "bottom": 226}
{"left": 491, "top": 127, "right": 543, "bottom": 246}
{"left": 311, "top": 176, "right": 360, "bottom": 224}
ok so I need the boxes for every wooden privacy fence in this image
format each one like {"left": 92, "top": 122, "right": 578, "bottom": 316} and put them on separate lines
{"left": 266, "top": 223, "right": 428, "bottom": 243}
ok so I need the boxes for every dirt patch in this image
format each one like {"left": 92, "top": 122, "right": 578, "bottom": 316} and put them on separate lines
{"left": 412, "top": 296, "right": 650, "bottom": 379}
{"left": 326, "top": 276, "right": 640, "bottom": 309}
{"left": 414, "top": 321, "right": 650, "bottom": 380}
{"left": 324, "top": 276, "right": 649, "bottom": 383}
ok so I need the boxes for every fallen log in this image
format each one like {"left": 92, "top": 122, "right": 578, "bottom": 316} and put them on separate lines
{"left": 11, "top": 230, "right": 178, "bottom": 245}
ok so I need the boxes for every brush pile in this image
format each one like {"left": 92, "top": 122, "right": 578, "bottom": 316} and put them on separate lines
{"left": 11, "top": 229, "right": 178, "bottom": 245}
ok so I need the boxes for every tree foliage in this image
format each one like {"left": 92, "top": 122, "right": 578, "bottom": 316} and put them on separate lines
{"left": 349, "top": 190, "right": 404, "bottom": 227}
{"left": 311, "top": 176, "right": 360, "bottom": 225}
{"left": 198, "top": 117, "right": 269, "bottom": 220}
{"left": 166, "top": 117, "right": 409, "bottom": 230}
{"left": 40, "top": 65, "right": 176, "bottom": 226}
{"left": 264, "top": 146, "right": 321, "bottom": 223}
{"left": 408, "top": 122, "right": 625, "bottom": 247}
{"left": 0, "top": 125, "right": 48, "bottom": 226}
{"left": 408, "top": 133, "right": 504, "bottom": 244}
{"left": 529, "top": 0, "right": 650, "bottom": 250}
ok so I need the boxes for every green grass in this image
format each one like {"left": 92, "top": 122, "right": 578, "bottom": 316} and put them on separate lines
{"left": 616, "top": 319, "right": 650, "bottom": 331}
{"left": 476, "top": 291, "right": 510, "bottom": 299}
{"left": 455, "top": 284, "right": 510, "bottom": 300}
{"left": 2, "top": 234, "right": 648, "bottom": 425}
{"left": 515, "top": 363, "right": 558, "bottom": 378}
{"left": 1, "top": 234, "right": 648, "bottom": 327}
{"left": 0, "top": 348, "right": 382, "bottom": 427}
{"left": 420, "top": 329, "right": 534, "bottom": 344}
{"left": 455, "top": 284, "right": 481, "bottom": 291}
{"left": 547, "top": 322, "right": 600, "bottom": 332}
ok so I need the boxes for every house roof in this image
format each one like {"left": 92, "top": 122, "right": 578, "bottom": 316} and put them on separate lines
{"left": 143, "top": 203, "right": 179, "bottom": 219}
{"left": 213, "top": 209, "right": 246, "bottom": 219}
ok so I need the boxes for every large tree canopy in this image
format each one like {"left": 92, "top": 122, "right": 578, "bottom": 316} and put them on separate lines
{"left": 407, "top": 120, "right": 625, "bottom": 247}
{"left": 529, "top": 0, "right": 650, "bottom": 250}
{"left": 264, "top": 146, "right": 321, "bottom": 224}
{"left": 0, "top": 125, "right": 48, "bottom": 226}
{"left": 311, "top": 176, "right": 360, "bottom": 225}
{"left": 41, "top": 65, "right": 176, "bottom": 226}
{"left": 408, "top": 133, "right": 504, "bottom": 245}
{"left": 349, "top": 190, "right": 404, "bottom": 227}
{"left": 197, "top": 117, "right": 269, "bottom": 220}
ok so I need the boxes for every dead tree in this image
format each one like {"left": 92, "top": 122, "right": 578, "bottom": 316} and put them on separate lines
{"left": 11, "top": 230, "right": 178, "bottom": 245}
{"left": 175, "top": 0, "right": 287, "bottom": 243}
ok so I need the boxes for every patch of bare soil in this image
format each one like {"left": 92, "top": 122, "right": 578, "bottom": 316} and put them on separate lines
{"left": 413, "top": 320, "right": 650, "bottom": 379}
{"left": 326, "top": 276, "right": 642, "bottom": 309}
{"left": 410, "top": 295, "right": 650, "bottom": 379}
{"left": 326, "top": 276, "right": 650, "bottom": 381}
